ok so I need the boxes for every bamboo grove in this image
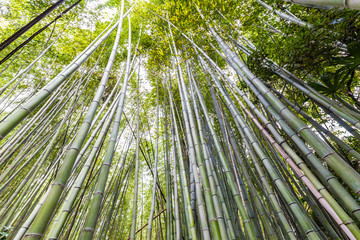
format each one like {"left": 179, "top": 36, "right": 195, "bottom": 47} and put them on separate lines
{"left": 0, "top": 0, "right": 360, "bottom": 239}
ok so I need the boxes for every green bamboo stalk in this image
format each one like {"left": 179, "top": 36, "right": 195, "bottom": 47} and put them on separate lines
{"left": 12, "top": 189, "right": 52, "bottom": 240}
{"left": 171, "top": 122, "right": 181, "bottom": 240}
{"left": 217, "top": 103, "right": 265, "bottom": 239}
{"left": 147, "top": 79, "right": 160, "bottom": 240}
{"left": 130, "top": 50, "right": 140, "bottom": 240}
{"left": 101, "top": 145, "right": 135, "bottom": 239}
{"left": 232, "top": 39, "right": 360, "bottom": 131}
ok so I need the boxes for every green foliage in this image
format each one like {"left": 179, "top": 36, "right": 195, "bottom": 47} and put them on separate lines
{"left": 309, "top": 42, "right": 360, "bottom": 101}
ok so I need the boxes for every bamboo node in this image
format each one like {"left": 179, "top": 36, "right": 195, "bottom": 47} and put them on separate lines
{"left": 321, "top": 151, "right": 335, "bottom": 160}
{"left": 20, "top": 105, "right": 32, "bottom": 114}
{"left": 278, "top": 105, "right": 288, "bottom": 115}
{"left": 297, "top": 126, "right": 310, "bottom": 134}
{"left": 304, "top": 151, "right": 313, "bottom": 158}
{"left": 25, "top": 233, "right": 43, "bottom": 237}
{"left": 83, "top": 228, "right": 95, "bottom": 232}
{"left": 273, "top": 177, "right": 281, "bottom": 183}
{"left": 352, "top": 208, "right": 360, "bottom": 213}
{"left": 347, "top": 149, "right": 355, "bottom": 154}
{"left": 305, "top": 229, "right": 315, "bottom": 234}
{"left": 43, "top": 88, "right": 51, "bottom": 94}
{"left": 59, "top": 73, "right": 67, "bottom": 79}
{"left": 52, "top": 182, "right": 65, "bottom": 188}
{"left": 297, "top": 162, "right": 306, "bottom": 167}
{"left": 262, "top": 89, "right": 271, "bottom": 96}
{"left": 344, "top": 221, "right": 354, "bottom": 225}
{"left": 232, "top": 193, "right": 240, "bottom": 197}
{"left": 94, "top": 191, "right": 104, "bottom": 196}
{"left": 325, "top": 176, "right": 336, "bottom": 182}
{"left": 83, "top": 119, "right": 92, "bottom": 125}
{"left": 70, "top": 146, "right": 80, "bottom": 152}
{"left": 72, "top": 61, "right": 80, "bottom": 67}
{"left": 92, "top": 99, "right": 100, "bottom": 105}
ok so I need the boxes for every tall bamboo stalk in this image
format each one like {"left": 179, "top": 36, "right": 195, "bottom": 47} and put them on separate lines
{"left": 147, "top": 79, "right": 160, "bottom": 240}
{"left": 130, "top": 41, "right": 141, "bottom": 240}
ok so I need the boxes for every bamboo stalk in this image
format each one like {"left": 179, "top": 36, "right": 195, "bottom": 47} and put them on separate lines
{"left": 283, "top": 0, "right": 360, "bottom": 10}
